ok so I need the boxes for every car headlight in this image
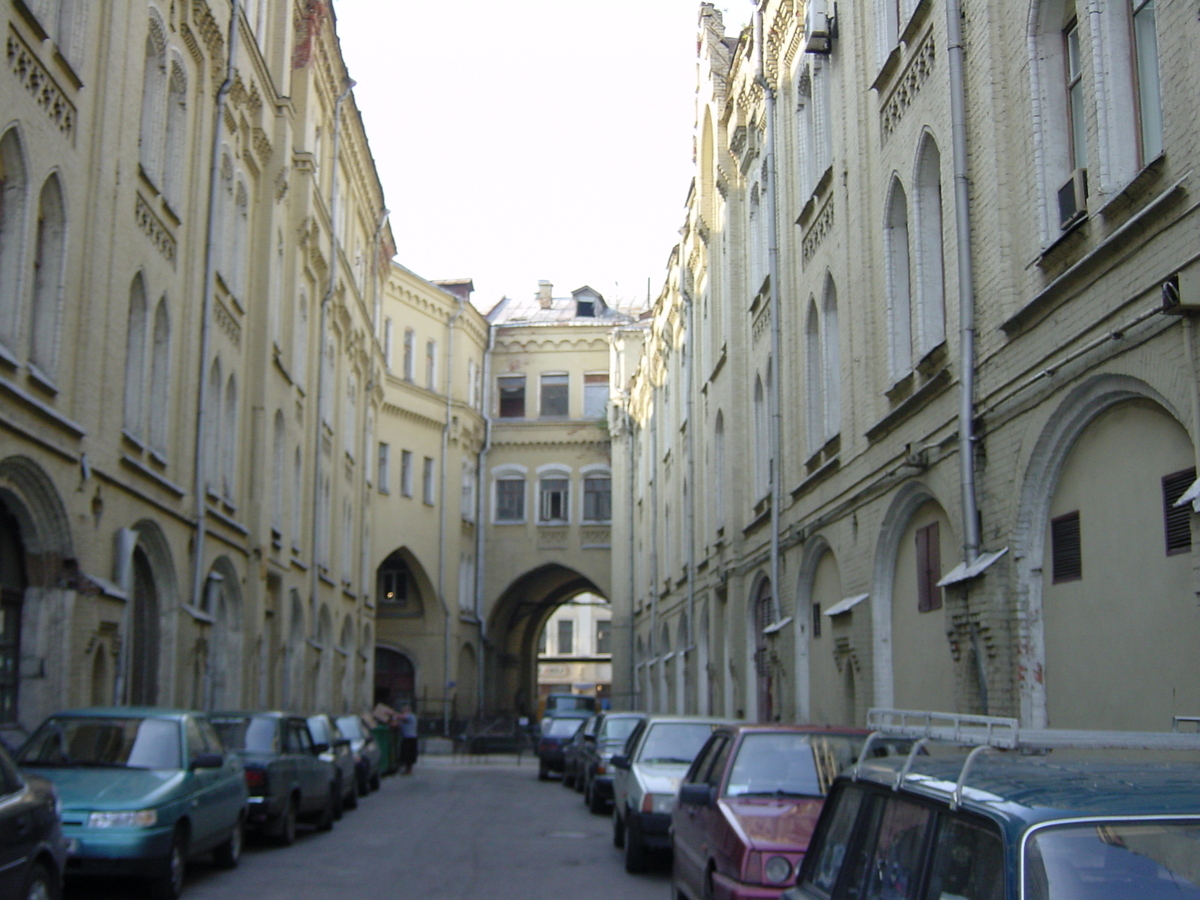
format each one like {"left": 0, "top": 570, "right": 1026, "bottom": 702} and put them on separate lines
{"left": 87, "top": 809, "right": 158, "bottom": 828}
{"left": 763, "top": 855, "right": 792, "bottom": 884}
{"left": 641, "top": 792, "right": 675, "bottom": 815}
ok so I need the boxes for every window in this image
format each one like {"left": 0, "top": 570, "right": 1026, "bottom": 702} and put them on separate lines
{"left": 1051, "top": 511, "right": 1082, "bottom": 582}
{"left": 30, "top": 175, "right": 66, "bottom": 378}
{"left": 540, "top": 373, "right": 569, "bottom": 418}
{"left": 595, "top": 619, "right": 612, "bottom": 654}
{"left": 805, "top": 299, "right": 823, "bottom": 454}
{"left": 495, "top": 477, "right": 525, "bottom": 522}
{"left": 557, "top": 619, "right": 574, "bottom": 655}
{"left": 293, "top": 291, "right": 309, "bottom": 388}
{"left": 138, "top": 12, "right": 168, "bottom": 189}
{"left": 916, "top": 522, "right": 942, "bottom": 612}
{"left": 400, "top": 450, "right": 413, "bottom": 497}
{"left": 0, "top": 128, "right": 28, "bottom": 351}
{"left": 1131, "top": 0, "right": 1162, "bottom": 162}
{"left": 885, "top": 177, "right": 913, "bottom": 381}
{"left": 461, "top": 462, "right": 475, "bottom": 521}
{"left": 148, "top": 299, "right": 170, "bottom": 456}
{"left": 425, "top": 340, "right": 437, "bottom": 390}
{"left": 1162, "top": 468, "right": 1195, "bottom": 555}
{"left": 379, "top": 559, "right": 410, "bottom": 608}
{"left": 272, "top": 411, "right": 285, "bottom": 531}
{"left": 812, "top": 602, "right": 822, "bottom": 639}
{"left": 583, "top": 373, "right": 608, "bottom": 419}
{"left": 497, "top": 375, "right": 525, "bottom": 418}
{"left": 539, "top": 477, "right": 569, "bottom": 523}
{"left": 1064, "top": 19, "right": 1087, "bottom": 172}
{"left": 913, "top": 136, "right": 946, "bottom": 357}
{"left": 467, "top": 358, "right": 477, "bottom": 408}
{"left": 538, "top": 629, "right": 547, "bottom": 655}
{"left": 403, "top": 328, "right": 415, "bottom": 381}
{"left": 383, "top": 318, "right": 394, "bottom": 370}
{"left": 377, "top": 443, "right": 390, "bottom": 494}
{"left": 846, "top": 795, "right": 934, "bottom": 899}
{"left": 422, "top": 457, "right": 434, "bottom": 505}
{"left": 123, "top": 276, "right": 149, "bottom": 441}
{"left": 926, "top": 815, "right": 1005, "bottom": 900}
{"left": 583, "top": 475, "right": 612, "bottom": 522}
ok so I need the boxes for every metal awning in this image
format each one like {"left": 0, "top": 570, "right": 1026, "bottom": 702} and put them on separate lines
{"left": 825, "top": 593, "right": 868, "bottom": 617}
{"left": 937, "top": 547, "right": 1008, "bottom": 588}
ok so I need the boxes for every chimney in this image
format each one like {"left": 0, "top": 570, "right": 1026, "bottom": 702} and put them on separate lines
{"left": 537, "top": 280, "right": 554, "bottom": 309}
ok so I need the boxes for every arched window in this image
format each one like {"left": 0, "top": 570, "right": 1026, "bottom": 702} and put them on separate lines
{"left": 913, "top": 135, "right": 945, "bottom": 357}
{"left": 206, "top": 358, "right": 222, "bottom": 492}
{"left": 0, "top": 129, "right": 28, "bottom": 349}
{"left": 123, "top": 275, "right": 148, "bottom": 440}
{"left": 885, "top": 177, "right": 912, "bottom": 381}
{"left": 822, "top": 276, "right": 841, "bottom": 441}
{"left": 272, "top": 411, "right": 286, "bottom": 532}
{"left": 214, "top": 149, "right": 233, "bottom": 285}
{"left": 163, "top": 56, "right": 188, "bottom": 210}
{"left": 796, "top": 66, "right": 816, "bottom": 197}
{"left": 754, "top": 374, "right": 769, "bottom": 500}
{"left": 294, "top": 290, "right": 309, "bottom": 387}
{"left": 138, "top": 11, "right": 168, "bottom": 187}
{"left": 805, "top": 299, "right": 823, "bottom": 455}
{"left": 341, "top": 500, "right": 353, "bottom": 584}
{"left": 292, "top": 446, "right": 303, "bottom": 551}
{"left": 148, "top": 298, "right": 170, "bottom": 456}
{"left": 223, "top": 373, "right": 238, "bottom": 499}
{"left": 714, "top": 411, "right": 726, "bottom": 531}
{"left": 232, "top": 178, "right": 249, "bottom": 299}
{"left": 30, "top": 174, "right": 66, "bottom": 378}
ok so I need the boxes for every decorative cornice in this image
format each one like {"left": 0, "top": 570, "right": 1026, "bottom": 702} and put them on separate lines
{"left": 802, "top": 196, "right": 834, "bottom": 264}
{"left": 6, "top": 25, "right": 75, "bottom": 140}
{"left": 880, "top": 32, "right": 935, "bottom": 144}
{"left": 135, "top": 194, "right": 177, "bottom": 266}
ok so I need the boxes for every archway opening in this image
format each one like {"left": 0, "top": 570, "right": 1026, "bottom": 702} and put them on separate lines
{"left": 534, "top": 590, "right": 612, "bottom": 718}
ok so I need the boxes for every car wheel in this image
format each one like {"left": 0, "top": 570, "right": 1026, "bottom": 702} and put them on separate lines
{"left": 317, "top": 785, "right": 337, "bottom": 832}
{"left": 149, "top": 827, "right": 187, "bottom": 899}
{"left": 623, "top": 816, "right": 648, "bottom": 873}
{"left": 537, "top": 761, "right": 549, "bottom": 781}
{"left": 612, "top": 807, "right": 625, "bottom": 848}
{"left": 274, "top": 801, "right": 300, "bottom": 849}
{"left": 211, "top": 815, "right": 243, "bottom": 869}
{"left": 22, "top": 862, "right": 57, "bottom": 900}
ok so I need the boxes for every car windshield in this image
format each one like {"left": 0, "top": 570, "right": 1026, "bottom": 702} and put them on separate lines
{"left": 725, "top": 733, "right": 862, "bottom": 798}
{"left": 19, "top": 716, "right": 181, "bottom": 769}
{"left": 336, "top": 716, "right": 364, "bottom": 741}
{"left": 211, "top": 716, "right": 278, "bottom": 753}
{"left": 545, "top": 718, "right": 583, "bottom": 738}
{"left": 638, "top": 722, "right": 717, "bottom": 764}
{"left": 600, "top": 717, "right": 641, "bottom": 744}
{"left": 1025, "top": 821, "right": 1200, "bottom": 899}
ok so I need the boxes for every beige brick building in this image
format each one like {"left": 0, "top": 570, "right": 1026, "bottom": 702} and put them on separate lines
{"left": 615, "top": 0, "right": 1200, "bottom": 730}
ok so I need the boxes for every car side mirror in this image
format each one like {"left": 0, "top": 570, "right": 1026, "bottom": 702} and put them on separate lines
{"left": 611, "top": 755, "right": 630, "bottom": 770}
{"left": 191, "top": 752, "right": 224, "bottom": 770}
{"left": 679, "top": 783, "right": 715, "bottom": 807}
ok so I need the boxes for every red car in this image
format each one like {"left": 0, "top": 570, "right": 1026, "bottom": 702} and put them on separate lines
{"left": 670, "top": 725, "right": 874, "bottom": 900}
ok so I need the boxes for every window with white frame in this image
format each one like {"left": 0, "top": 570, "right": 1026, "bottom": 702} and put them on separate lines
{"left": 462, "top": 462, "right": 476, "bottom": 522}
{"left": 913, "top": 135, "right": 946, "bottom": 357}
{"left": 539, "top": 476, "right": 569, "bottom": 523}
{"left": 714, "top": 410, "right": 726, "bottom": 531}
{"left": 383, "top": 318, "right": 394, "bottom": 370}
{"left": 495, "top": 477, "right": 525, "bottom": 522}
{"left": 0, "top": 127, "right": 28, "bottom": 351}
{"left": 378, "top": 443, "right": 390, "bottom": 494}
{"left": 272, "top": 411, "right": 285, "bottom": 532}
{"left": 805, "top": 299, "right": 824, "bottom": 455}
{"left": 821, "top": 276, "right": 841, "bottom": 441}
{"left": 584, "top": 372, "right": 608, "bottom": 419}
{"left": 30, "top": 175, "right": 66, "bottom": 379}
{"left": 467, "top": 358, "right": 477, "bottom": 408}
{"left": 498, "top": 374, "right": 526, "bottom": 418}
{"left": 583, "top": 474, "right": 612, "bottom": 523}
{"left": 400, "top": 450, "right": 413, "bottom": 497}
{"left": 753, "top": 375, "right": 769, "bottom": 500}
{"left": 885, "top": 177, "right": 913, "bottom": 381}
{"left": 403, "top": 328, "right": 415, "bottom": 380}
{"left": 422, "top": 457, "right": 435, "bottom": 505}
{"left": 540, "top": 373, "right": 569, "bottom": 418}
{"left": 124, "top": 275, "right": 149, "bottom": 442}
{"left": 425, "top": 340, "right": 437, "bottom": 390}
{"left": 557, "top": 619, "right": 574, "bottom": 655}
{"left": 1130, "top": 0, "right": 1162, "bottom": 163}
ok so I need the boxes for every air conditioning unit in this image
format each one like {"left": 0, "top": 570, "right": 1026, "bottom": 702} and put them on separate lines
{"left": 805, "top": 0, "right": 833, "bottom": 53}
{"left": 1057, "top": 167, "right": 1088, "bottom": 229}
{"left": 1161, "top": 262, "right": 1200, "bottom": 315}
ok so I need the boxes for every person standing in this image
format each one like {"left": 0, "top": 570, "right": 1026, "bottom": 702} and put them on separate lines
{"left": 398, "top": 704, "right": 418, "bottom": 775}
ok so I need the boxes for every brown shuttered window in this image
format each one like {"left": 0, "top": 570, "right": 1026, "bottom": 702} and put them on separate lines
{"left": 1051, "top": 511, "right": 1082, "bottom": 582}
{"left": 916, "top": 522, "right": 942, "bottom": 612}
{"left": 1163, "top": 467, "right": 1196, "bottom": 556}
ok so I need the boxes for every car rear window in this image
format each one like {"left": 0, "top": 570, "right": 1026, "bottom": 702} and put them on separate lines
{"left": 1025, "top": 821, "right": 1200, "bottom": 899}
{"left": 545, "top": 718, "right": 584, "bottom": 738}
{"left": 637, "top": 722, "right": 718, "bottom": 765}
{"left": 725, "top": 733, "right": 861, "bottom": 798}
{"left": 336, "top": 716, "right": 365, "bottom": 741}
{"left": 600, "top": 717, "right": 640, "bottom": 744}
{"left": 212, "top": 716, "right": 278, "bottom": 753}
{"left": 19, "top": 716, "right": 182, "bottom": 769}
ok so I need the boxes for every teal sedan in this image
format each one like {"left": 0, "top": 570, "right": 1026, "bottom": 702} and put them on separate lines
{"left": 16, "top": 707, "right": 247, "bottom": 899}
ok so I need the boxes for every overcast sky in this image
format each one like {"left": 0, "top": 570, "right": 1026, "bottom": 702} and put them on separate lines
{"left": 334, "top": 1, "right": 754, "bottom": 312}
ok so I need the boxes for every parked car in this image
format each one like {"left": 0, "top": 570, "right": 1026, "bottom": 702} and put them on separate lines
{"left": 611, "top": 714, "right": 738, "bottom": 873}
{"left": 335, "top": 714, "right": 382, "bottom": 795}
{"left": 306, "top": 714, "right": 357, "bottom": 816}
{"left": 540, "top": 692, "right": 597, "bottom": 720}
{"left": 0, "top": 736, "right": 65, "bottom": 900}
{"left": 783, "top": 709, "right": 1200, "bottom": 900}
{"left": 562, "top": 714, "right": 600, "bottom": 790}
{"left": 580, "top": 711, "right": 646, "bottom": 814}
{"left": 210, "top": 711, "right": 338, "bottom": 844}
{"left": 17, "top": 707, "right": 247, "bottom": 899}
{"left": 537, "top": 715, "right": 586, "bottom": 781}
{"left": 671, "top": 724, "right": 876, "bottom": 899}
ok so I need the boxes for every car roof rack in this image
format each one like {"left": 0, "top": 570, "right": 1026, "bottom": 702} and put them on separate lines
{"left": 853, "top": 708, "right": 1200, "bottom": 811}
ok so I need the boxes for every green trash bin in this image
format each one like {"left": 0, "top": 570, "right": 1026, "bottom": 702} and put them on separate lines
{"left": 372, "top": 724, "right": 395, "bottom": 775}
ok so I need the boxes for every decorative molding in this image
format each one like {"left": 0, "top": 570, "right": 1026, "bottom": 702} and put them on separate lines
{"left": 880, "top": 32, "right": 935, "bottom": 144}
{"left": 190, "top": 0, "right": 224, "bottom": 88}
{"left": 135, "top": 194, "right": 177, "bottom": 266}
{"left": 214, "top": 298, "right": 241, "bottom": 348}
{"left": 253, "top": 126, "right": 272, "bottom": 167}
{"left": 537, "top": 527, "right": 568, "bottom": 551}
{"left": 802, "top": 196, "right": 834, "bottom": 264}
{"left": 7, "top": 26, "right": 75, "bottom": 139}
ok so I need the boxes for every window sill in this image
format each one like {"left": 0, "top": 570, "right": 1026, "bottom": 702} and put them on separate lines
{"left": 26, "top": 363, "right": 59, "bottom": 396}
{"left": 797, "top": 166, "right": 834, "bottom": 227}
{"left": 866, "top": 367, "right": 953, "bottom": 444}
{"left": 182, "top": 604, "right": 215, "bottom": 625}
{"left": 870, "top": 44, "right": 904, "bottom": 94}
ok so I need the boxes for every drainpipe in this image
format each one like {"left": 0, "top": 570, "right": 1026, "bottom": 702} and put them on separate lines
{"left": 681, "top": 278, "right": 697, "bottom": 714}
{"left": 474, "top": 322, "right": 496, "bottom": 715}
{"left": 439, "top": 296, "right": 465, "bottom": 736}
{"left": 310, "top": 77, "right": 355, "bottom": 674}
{"left": 947, "top": 0, "right": 981, "bottom": 563}
{"left": 649, "top": 379, "right": 659, "bottom": 712}
{"left": 755, "top": 6, "right": 786, "bottom": 638}
{"left": 190, "top": 0, "right": 239, "bottom": 707}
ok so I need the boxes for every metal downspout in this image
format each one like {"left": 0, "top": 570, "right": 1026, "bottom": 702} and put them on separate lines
{"left": 649, "top": 386, "right": 659, "bottom": 712}
{"left": 191, "top": 0, "right": 239, "bottom": 710}
{"left": 474, "top": 322, "right": 495, "bottom": 715}
{"left": 947, "top": 0, "right": 981, "bottom": 563}
{"left": 681, "top": 282, "right": 697, "bottom": 714}
{"left": 439, "top": 297, "right": 464, "bottom": 735}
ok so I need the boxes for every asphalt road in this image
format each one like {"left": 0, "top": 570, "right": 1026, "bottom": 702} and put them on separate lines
{"left": 64, "top": 755, "right": 672, "bottom": 900}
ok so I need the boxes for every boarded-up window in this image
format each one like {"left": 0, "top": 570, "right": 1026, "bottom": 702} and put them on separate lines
{"left": 916, "top": 522, "right": 942, "bottom": 612}
{"left": 1051, "top": 511, "right": 1082, "bottom": 582}
{"left": 1162, "top": 468, "right": 1195, "bottom": 556}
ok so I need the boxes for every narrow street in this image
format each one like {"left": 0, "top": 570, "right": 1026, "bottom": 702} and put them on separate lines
{"left": 64, "top": 755, "right": 671, "bottom": 900}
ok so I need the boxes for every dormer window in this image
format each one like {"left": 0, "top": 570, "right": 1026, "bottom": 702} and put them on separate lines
{"left": 576, "top": 299, "right": 595, "bottom": 317}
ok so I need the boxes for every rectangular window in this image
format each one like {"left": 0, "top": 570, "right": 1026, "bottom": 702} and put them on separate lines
{"left": 377, "top": 443, "right": 390, "bottom": 494}
{"left": 383, "top": 318, "right": 394, "bottom": 370}
{"left": 583, "top": 373, "right": 609, "bottom": 419}
{"left": 557, "top": 619, "right": 574, "bottom": 655}
{"left": 916, "top": 522, "right": 943, "bottom": 612}
{"left": 1163, "top": 468, "right": 1195, "bottom": 555}
{"left": 495, "top": 478, "right": 525, "bottom": 521}
{"left": 595, "top": 619, "right": 612, "bottom": 655}
{"left": 539, "top": 477, "right": 569, "bottom": 523}
{"left": 1065, "top": 20, "right": 1088, "bottom": 170}
{"left": 812, "top": 602, "right": 822, "bottom": 639}
{"left": 843, "top": 795, "right": 934, "bottom": 899}
{"left": 422, "top": 457, "right": 435, "bottom": 505}
{"left": 402, "top": 328, "right": 415, "bottom": 381}
{"left": 467, "top": 359, "right": 477, "bottom": 409}
{"left": 400, "top": 450, "right": 413, "bottom": 498}
{"left": 497, "top": 375, "right": 525, "bottom": 418}
{"left": 583, "top": 475, "right": 612, "bottom": 522}
{"left": 1132, "top": 0, "right": 1163, "bottom": 161}
{"left": 540, "top": 373, "right": 569, "bottom": 418}
{"left": 462, "top": 463, "right": 475, "bottom": 522}
{"left": 1051, "top": 511, "right": 1082, "bottom": 582}
{"left": 425, "top": 340, "right": 437, "bottom": 390}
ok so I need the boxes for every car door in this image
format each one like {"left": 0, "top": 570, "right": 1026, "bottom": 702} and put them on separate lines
{"left": 0, "top": 748, "right": 34, "bottom": 897}
{"left": 674, "top": 732, "right": 731, "bottom": 898}
{"left": 286, "top": 718, "right": 327, "bottom": 814}
{"left": 184, "top": 715, "right": 224, "bottom": 849}
{"left": 198, "top": 716, "right": 244, "bottom": 833}
{"left": 613, "top": 720, "right": 647, "bottom": 821}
